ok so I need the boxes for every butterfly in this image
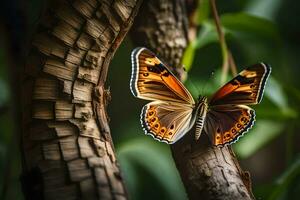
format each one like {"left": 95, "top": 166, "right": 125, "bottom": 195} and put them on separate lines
{"left": 130, "top": 47, "right": 271, "bottom": 146}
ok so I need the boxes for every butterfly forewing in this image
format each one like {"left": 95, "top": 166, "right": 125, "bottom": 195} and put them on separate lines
{"left": 131, "top": 47, "right": 195, "bottom": 143}
{"left": 131, "top": 47, "right": 271, "bottom": 146}
{"left": 130, "top": 47, "right": 195, "bottom": 104}
{"left": 209, "top": 63, "right": 271, "bottom": 106}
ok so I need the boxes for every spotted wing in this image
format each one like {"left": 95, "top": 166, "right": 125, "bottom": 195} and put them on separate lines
{"left": 141, "top": 101, "right": 195, "bottom": 144}
{"left": 204, "top": 105, "right": 255, "bottom": 146}
{"left": 209, "top": 63, "right": 271, "bottom": 106}
{"left": 130, "top": 47, "right": 194, "bottom": 104}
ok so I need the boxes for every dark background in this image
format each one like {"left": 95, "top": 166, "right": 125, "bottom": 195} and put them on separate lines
{"left": 0, "top": 0, "right": 300, "bottom": 199}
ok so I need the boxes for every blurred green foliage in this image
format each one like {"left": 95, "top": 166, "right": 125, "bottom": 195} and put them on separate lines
{"left": 1, "top": 0, "right": 300, "bottom": 200}
{"left": 117, "top": 138, "right": 186, "bottom": 200}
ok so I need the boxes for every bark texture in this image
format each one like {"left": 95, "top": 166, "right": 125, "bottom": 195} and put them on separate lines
{"left": 130, "top": 0, "right": 254, "bottom": 199}
{"left": 130, "top": 0, "right": 188, "bottom": 81}
{"left": 21, "top": 0, "right": 142, "bottom": 199}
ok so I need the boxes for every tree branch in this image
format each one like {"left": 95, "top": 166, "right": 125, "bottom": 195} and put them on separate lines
{"left": 130, "top": 0, "right": 189, "bottom": 80}
{"left": 130, "top": 0, "right": 255, "bottom": 199}
{"left": 21, "top": 0, "right": 142, "bottom": 199}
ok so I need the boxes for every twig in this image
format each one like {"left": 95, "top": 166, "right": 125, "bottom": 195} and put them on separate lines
{"left": 210, "top": 0, "right": 229, "bottom": 84}
{"left": 228, "top": 51, "right": 238, "bottom": 76}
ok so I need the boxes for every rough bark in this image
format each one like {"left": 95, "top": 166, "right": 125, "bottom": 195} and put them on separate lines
{"left": 21, "top": 0, "right": 142, "bottom": 199}
{"left": 130, "top": 0, "right": 255, "bottom": 199}
{"left": 130, "top": 0, "right": 189, "bottom": 81}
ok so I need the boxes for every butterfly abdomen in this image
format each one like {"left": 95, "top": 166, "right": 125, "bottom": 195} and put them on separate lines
{"left": 195, "top": 116, "right": 205, "bottom": 140}
{"left": 195, "top": 97, "right": 208, "bottom": 140}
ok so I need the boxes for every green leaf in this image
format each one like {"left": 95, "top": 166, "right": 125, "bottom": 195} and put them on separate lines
{"left": 196, "top": 0, "right": 210, "bottom": 25}
{"left": 117, "top": 138, "right": 187, "bottom": 200}
{"left": 265, "top": 77, "right": 287, "bottom": 108}
{"left": 194, "top": 13, "right": 279, "bottom": 51}
{"left": 195, "top": 21, "right": 219, "bottom": 49}
{"left": 265, "top": 77, "right": 298, "bottom": 119}
{"left": 244, "top": 0, "right": 282, "bottom": 21}
{"left": 182, "top": 42, "right": 196, "bottom": 72}
{"left": 221, "top": 12, "right": 280, "bottom": 42}
{"left": 233, "top": 120, "right": 285, "bottom": 159}
{"left": 188, "top": 14, "right": 279, "bottom": 73}
{"left": 117, "top": 155, "right": 138, "bottom": 197}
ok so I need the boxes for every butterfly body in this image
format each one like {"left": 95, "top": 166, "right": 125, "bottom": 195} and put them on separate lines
{"left": 194, "top": 96, "right": 208, "bottom": 141}
{"left": 130, "top": 47, "right": 271, "bottom": 146}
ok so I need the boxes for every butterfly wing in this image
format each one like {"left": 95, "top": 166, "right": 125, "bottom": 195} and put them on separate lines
{"left": 141, "top": 101, "right": 195, "bottom": 144}
{"left": 204, "top": 105, "right": 255, "bottom": 146}
{"left": 130, "top": 47, "right": 195, "bottom": 104}
{"left": 209, "top": 63, "right": 271, "bottom": 106}
{"left": 204, "top": 63, "right": 271, "bottom": 146}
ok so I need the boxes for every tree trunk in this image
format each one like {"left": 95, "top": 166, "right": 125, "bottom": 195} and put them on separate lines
{"left": 21, "top": 0, "right": 142, "bottom": 199}
{"left": 130, "top": 0, "right": 255, "bottom": 199}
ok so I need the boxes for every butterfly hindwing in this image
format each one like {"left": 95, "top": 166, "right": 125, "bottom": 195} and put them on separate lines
{"left": 131, "top": 47, "right": 271, "bottom": 146}
{"left": 141, "top": 102, "right": 195, "bottom": 144}
{"left": 204, "top": 105, "right": 255, "bottom": 146}
{"left": 209, "top": 63, "right": 271, "bottom": 106}
{"left": 130, "top": 47, "right": 194, "bottom": 104}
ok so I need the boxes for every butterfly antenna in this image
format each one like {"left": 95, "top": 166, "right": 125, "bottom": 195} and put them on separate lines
{"left": 201, "top": 70, "right": 215, "bottom": 96}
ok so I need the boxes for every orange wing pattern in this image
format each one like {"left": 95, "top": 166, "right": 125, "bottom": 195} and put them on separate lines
{"left": 130, "top": 47, "right": 194, "bottom": 104}
{"left": 204, "top": 63, "right": 270, "bottom": 146}
{"left": 141, "top": 102, "right": 194, "bottom": 144}
{"left": 209, "top": 63, "right": 271, "bottom": 106}
{"left": 204, "top": 105, "right": 255, "bottom": 146}
{"left": 130, "top": 47, "right": 271, "bottom": 146}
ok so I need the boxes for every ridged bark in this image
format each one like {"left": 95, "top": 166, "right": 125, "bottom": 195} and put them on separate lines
{"left": 21, "top": 0, "right": 142, "bottom": 199}
{"left": 130, "top": 0, "right": 255, "bottom": 199}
